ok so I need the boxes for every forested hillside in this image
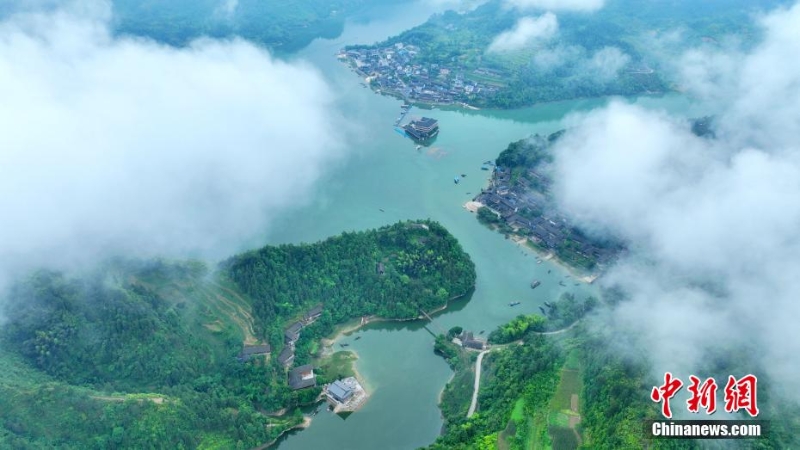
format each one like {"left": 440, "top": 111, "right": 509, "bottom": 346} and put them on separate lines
{"left": 0, "top": 220, "right": 475, "bottom": 448}
{"left": 226, "top": 220, "right": 474, "bottom": 324}
{"left": 428, "top": 314, "right": 799, "bottom": 449}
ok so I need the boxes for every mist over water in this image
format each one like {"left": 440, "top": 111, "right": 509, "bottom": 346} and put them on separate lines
{"left": 550, "top": 2, "right": 800, "bottom": 403}
{"left": 0, "top": 1, "right": 351, "bottom": 289}
{"left": 0, "top": 0, "right": 798, "bottom": 447}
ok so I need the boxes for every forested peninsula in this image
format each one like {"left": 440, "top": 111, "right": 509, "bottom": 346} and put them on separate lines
{"left": 0, "top": 220, "right": 475, "bottom": 449}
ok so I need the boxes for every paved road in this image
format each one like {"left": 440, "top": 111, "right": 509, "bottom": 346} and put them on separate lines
{"left": 467, "top": 350, "right": 490, "bottom": 418}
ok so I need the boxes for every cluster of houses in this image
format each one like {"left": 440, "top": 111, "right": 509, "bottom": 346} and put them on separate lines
{"left": 474, "top": 164, "right": 618, "bottom": 267}
{"left": 338, "top": 43, "right": 501, "bottom": 106}
{"left": 234, "top": 305, "right": 326, "bottom": 391}
{"left": 278, "top": 304, "right": 323, "bottom": 371}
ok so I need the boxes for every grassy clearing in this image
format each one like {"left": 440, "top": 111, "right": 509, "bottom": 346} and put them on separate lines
{"left": 316, "top": 351, "right": 357, "bottom": 381}
{"left": 510, "top": 397, "right": 525, "bottom": 421}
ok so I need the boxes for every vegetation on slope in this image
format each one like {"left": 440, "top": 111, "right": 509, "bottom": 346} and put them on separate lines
{"left": 0, "top": 220, "right": 475, "bottom": 448}
{"left": 224, "top": 220, "right": 476, "bottom": 355}
{"left": 430, "top": 306, "right": 800, "bottom": 450}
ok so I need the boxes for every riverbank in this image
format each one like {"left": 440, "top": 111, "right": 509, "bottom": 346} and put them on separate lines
{"left": 260, "top": 417, "right": 312, "bottom": 450}
{"left": 517, "top": 236, "right": 599, "bottom": 284}
{"left": 468, "top": 203, "right": 601, "bottom": 284}
{"left": 324, "top": 288, "right": 473, "bottom": 346}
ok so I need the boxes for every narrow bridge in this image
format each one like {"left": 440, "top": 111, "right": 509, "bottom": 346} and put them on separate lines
{"left": 419, "top": 307, "right": 446, "bottom": 337}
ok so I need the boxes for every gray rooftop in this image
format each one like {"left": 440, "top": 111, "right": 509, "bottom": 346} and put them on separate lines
{"left": 328, "top": 380, "right": 353, "bottom": 401}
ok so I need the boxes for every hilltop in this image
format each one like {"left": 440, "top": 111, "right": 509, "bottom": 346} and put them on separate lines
{"left": 0, "top": 220, "right": 475, "bottom": 449}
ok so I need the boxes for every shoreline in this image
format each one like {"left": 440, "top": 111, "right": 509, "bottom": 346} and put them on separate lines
{"left": 438, "top": 371, "right": 455, "bottom": 405}
{"left": 342, "top": 60, "right": 667, "bottom": 112}
{"left": 318, "top": 291, "right": 472, "bottom": 412}
{"left": 464, "top": 200, "right": 600, "bottom": 284}
{"left": 260, "top": 417, "right": 312, "bottom": 450}
{"left": 326, "top": 289, "right": 471, "bottom": 344}
{"left": 513, "top": 235, "right": 599, "bottom": 284}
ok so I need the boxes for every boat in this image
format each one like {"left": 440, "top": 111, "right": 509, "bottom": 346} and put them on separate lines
{"left": 530, "top": 280, "right": 541, "bottom": 289}
{"left": 481, "top": 164, "right": 490, "bottom": 170}
{"left": 416, "top": 145, "right": 422, "bottom": 150}
{"left": 354, "top": 336, "right": 361, "bottom": 341}
{"left": 478, "top": 330, "right": 484, "bottom": 334}
{"left": 340, "top": 343, "right": 350, "bottom": 347}
{"left": 559, "top": 281, "right": 566, "bottom": 287}
{"left": 460, "top": 173, "right": 467, "bottom": 178}
{"left": 379, "top": 208, "right": 385, "bottom": 212}
{"left": 454, "top": 176, "right": 460, "bottom": 184}
{"left": 509, "top": 301, "right": 521, "bottom": 307}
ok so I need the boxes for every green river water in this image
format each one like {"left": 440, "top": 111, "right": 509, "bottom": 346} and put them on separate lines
{"left": 263, "top": 3, "right": 702, "bottom": 449}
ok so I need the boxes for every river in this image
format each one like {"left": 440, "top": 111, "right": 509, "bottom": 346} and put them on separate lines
{"left": 263, "top": 3, "right": 702, "bottom": 449}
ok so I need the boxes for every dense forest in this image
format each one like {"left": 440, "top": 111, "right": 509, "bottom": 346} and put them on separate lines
{"left": 223, "top": 220, "right": 475, "bottom": 352}
{"left": 0, "top": 221, "right": 475, "bottom": 448}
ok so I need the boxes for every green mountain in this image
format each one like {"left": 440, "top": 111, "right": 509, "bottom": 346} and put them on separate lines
{"left": 0, "top": 220, "right": 475, "bottom": 449}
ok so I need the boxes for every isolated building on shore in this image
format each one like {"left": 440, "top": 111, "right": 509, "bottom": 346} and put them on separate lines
{"left": 404, "top": 117, "right": 439, "bottom": 141}
{"left": 326, "top": 380, "right": 354, "bottom": 405}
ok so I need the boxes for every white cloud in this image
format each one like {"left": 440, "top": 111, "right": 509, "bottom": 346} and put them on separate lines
{"left": 0, "top": 1, "right": 346, "bottom": 283}
{"left": 532, "top": 45, "right": 629, "bottom": 80}
{"left": 506, "top": 0, "right": 604, "bottom": 12}
{"left": 585, "top": 46, "right": 630, "bottom": 81}
{"left": 215, "top": 0, "right": 238, "bottom": 19}
{"left": 532, "top": 44, "right": 580, "bottom": 71}
{"left": 551, "top": 2, "right": 800, "bottom": 402}
{"left": 488, "top": 13, "right": 558, "bottom": 53}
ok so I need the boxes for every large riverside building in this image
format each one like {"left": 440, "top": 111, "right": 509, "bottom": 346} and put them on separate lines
{"left": 404, "top": 117, "right": 439, "bottom": 141}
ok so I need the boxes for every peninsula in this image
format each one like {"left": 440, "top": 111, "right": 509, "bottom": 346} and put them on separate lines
{"left": 0, "top": 220, "right": 475, "bottom": 448}
{"left": 470, "top": 132, "right": 622, "bottom": 274}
